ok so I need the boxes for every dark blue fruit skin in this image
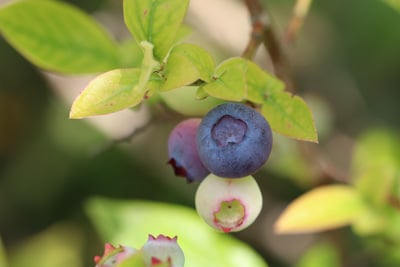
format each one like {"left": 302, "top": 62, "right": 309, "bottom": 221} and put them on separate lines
{"left": 196, "top": 103, "right": 272, "bottom": 178}
{"left": 168, "top": 119, "right": 210, "bottom": 182}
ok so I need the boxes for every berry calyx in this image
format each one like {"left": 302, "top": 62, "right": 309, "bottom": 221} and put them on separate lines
{"left": 94, "top": 243, "right": 136, "bottom": 267}
{"left": 141, "top": 235, "right": 185, "bottom": 267}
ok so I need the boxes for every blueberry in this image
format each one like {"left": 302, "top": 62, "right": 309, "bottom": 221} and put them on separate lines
{"left": 168, "top": 118, "right": 210, "bottom": 182}
{"left": 195, "top": 174, "right": 263, "bottom": 232}
{"left": 196, "top": 102, "right": 272, "bottom": 178}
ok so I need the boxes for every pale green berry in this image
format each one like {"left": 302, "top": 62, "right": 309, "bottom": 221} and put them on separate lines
{"left": 195, "top": 174, "right": 263, "bottom": 233}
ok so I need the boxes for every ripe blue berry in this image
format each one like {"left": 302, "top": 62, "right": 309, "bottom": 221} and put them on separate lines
{"left": 196, "top": 103, "right": 272, "bottom": 178}
{"left": 168, "top": 119, "right": 210, "bottom": 182}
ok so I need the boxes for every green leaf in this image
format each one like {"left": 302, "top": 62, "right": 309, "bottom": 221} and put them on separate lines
{"left": 296, "top": 243, "right": 341, "bottom": 267}
{"left": 159, "top": 86, "right": 224, "bottom": 116}
{"left": 123, "top": 0, "right": 189, "bottom": 61}
{"left": 0, "top": 0, "right": 119, "bottom": 74}
{"left": 161, "top": 43, "right": 215, "bottom": 91}
{"left": 351, "top": 129, "right": 400, "bottom": 205}
{"left": 69, "top": 68, "right": 144, "bottom": 118}
{"left": 70, "top": 41, "right": 160, "bottom": 118}
{"left": 274, "top": 185, "right": 365, "bottom": 234}
{"left": 382, "top": 0, "right": 400, "bottom": 13}
{"left": 262, "top": 92, "right": 318, "bottom": 142}
{"left": 174, "top": 24, "right": 192, "bottom": 42}
{"left": 201, "top": 57, "right": 284, "bottom": 103}
{"left": 86, "top": 198, "right": 269, "bottom": 267}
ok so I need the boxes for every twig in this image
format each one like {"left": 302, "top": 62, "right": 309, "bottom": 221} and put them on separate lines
{"left": 242, "top": 0, "right": 294, "bottom": 92}
{"left": 90, "top": 117, "right": 154, "bottom": 156}
{"left": 90, "top": 103, "right": 185, "bottom": 156}
{"left": 285, "top": 0, "right": 313, "bottom": 43}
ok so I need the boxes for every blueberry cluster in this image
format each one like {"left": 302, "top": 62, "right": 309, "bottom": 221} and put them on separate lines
{"left": 167, "top": 102, "right": 273, "bottom": 232}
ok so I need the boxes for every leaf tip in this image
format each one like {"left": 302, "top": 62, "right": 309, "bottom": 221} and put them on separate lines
{"left": 273, "top": 213, "right": 300, "bottom": 235}
{"left": 69, "top": 101, "right": 85, "bottom": 119}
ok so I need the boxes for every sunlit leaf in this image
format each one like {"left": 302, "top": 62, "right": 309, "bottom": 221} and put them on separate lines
{"left": 161, "top": 43, "right": 215, "bottom": 91}
{"left": 123, "top": 0, "right": 189, "bottom": 61}
{"left": 262, "top": 91, "right": 318, "bottom": 142}
{"left": 70, "top": 41, "right": 160, "bottom": 118}
{"left": 382, "top": 0, "right": 400, "bottom": 13}
{"left": 201, "top": 57, "right": 284, "bottom": 103}
{"left": 275, "top": 185, "right": 365, "bottom": 234}
{"left": 70, "top": 69, "right": 146, "bottom": 118}
{"left": 175, "top": 24, "right": 192, "bottom": 42}
{"left": 0, "top": 0, "right": 119, "bottom": 74}
{"left": 86, "top": 198, "right": 268, "bottom": 267}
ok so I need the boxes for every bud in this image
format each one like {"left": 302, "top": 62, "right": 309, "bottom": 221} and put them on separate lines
{"left": 94, "top": 243, "right": 137, "bottom": 267}
{"left": 141, "top": 235, "right": 185, "bottom": 267}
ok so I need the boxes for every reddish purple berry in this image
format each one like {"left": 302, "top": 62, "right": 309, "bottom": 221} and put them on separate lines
{"left": 168, "top": 119, "right": 210, "bottom": 182}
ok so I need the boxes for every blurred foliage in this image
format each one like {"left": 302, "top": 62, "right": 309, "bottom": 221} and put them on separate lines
{"left": 87, "top": 198, "right": 268, "bottom": 267}
{"left": 296, "top": 242, "right": 340, "bottom": 267}
{"left": 1, "top": 0, "right": 400, "bottom": 267}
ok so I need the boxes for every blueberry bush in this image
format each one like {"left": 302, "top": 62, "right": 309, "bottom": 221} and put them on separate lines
{"left": 1, "top": 0, "right": 400, "bottom": 266}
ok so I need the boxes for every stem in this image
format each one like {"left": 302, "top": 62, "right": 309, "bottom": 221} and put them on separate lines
{"left": 134, "top": 41, "right": 160, "bottom": 97}
{"left": 285, "top": 0, "right": 313, "bottom": 43}
{"left": 242, "top": 0, "right": 294, "bottom": 92}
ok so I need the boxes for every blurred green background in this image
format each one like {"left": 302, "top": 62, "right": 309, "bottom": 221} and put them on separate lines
{"left": 1, "top": 0, "right": 400, "bottom": 267}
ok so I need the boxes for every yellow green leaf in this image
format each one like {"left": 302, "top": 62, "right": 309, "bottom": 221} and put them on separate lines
{"left": 161, "top": 43, "right": 215, "bottom": 91}
{"left": 201, "top": 57, "right": 283, "bottom": 103}
{"left": 262, "top": 92, "right": 318, "bottom": 142}
{"left": 275, "top": 185, "right": 365, "bottom": 234}
{"left": 0, "top": 0, "right": 118, "bottom": 74}
{"left": 69, "top": 68, "right": 145, "bottom": 118}
{"left": 123, "top": 0, "right": 189, "bottom": 61}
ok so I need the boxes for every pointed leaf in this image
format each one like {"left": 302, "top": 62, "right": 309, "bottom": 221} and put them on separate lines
{"left": 0, "top": 0, "right": 119, "bottom": 74}
{"left": 262, "top": 91, "right": 318, "bottom": 142}
{"left": 86, "top": 198, "right": 269, "bottom": 267}
{"left": 201, "top": 57, "right": 284, "bottom": 103}
{"left": 161, "top": 43, "right": 215, "bottom": 91}
{"left": 275, "top": 185, "right": 365, "bottom": 234}
{"left": 123, "top": 0, "right": 189, "bottom": 61}
{"left": 70, "top": 68, "right": 146, "bottom": 118}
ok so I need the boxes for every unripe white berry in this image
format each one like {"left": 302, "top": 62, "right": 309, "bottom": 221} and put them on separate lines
{"left": 195, "top": 174, "right": 263, "bottom": 233}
